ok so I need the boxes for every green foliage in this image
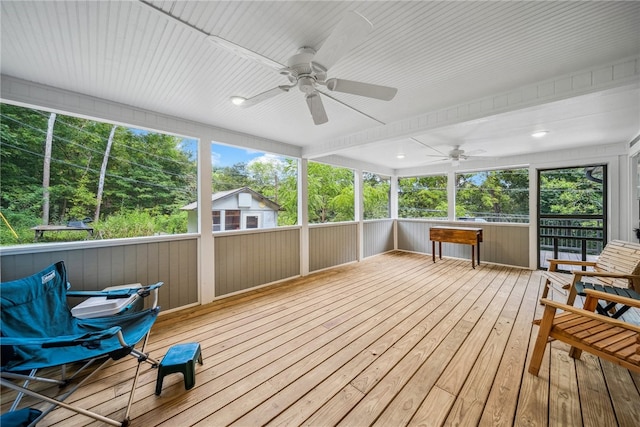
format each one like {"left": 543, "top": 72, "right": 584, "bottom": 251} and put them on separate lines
{"left": 539, "top": 167, "right": 603, "bottom": 215}
{"left": 96, "top": 209, "right": 187, "bottom": 239}
{"left": 212, "top": 163, "right": 250, "bottom": 192}
{"left": 363, "top": 172, "right": 390, "bottom": 220}
{"left": 0, "top": 210, "right": 38, "bottom": 244}
{"left": 455, "top": 169, "right": 529, "bottom": 222}
{"left": 68, "top": 175, "right": 97, "bottom": 221}
{"left": 1, "top": 103, "right": 197, "bottom": 245}
{"left": 274, "top": 159, "right": 298, "bottom": 226}
{"left": 398, "top": 176, "right": 448, "bottom": 219}
{"left": 308, "top": 162, "right": 354, "bottom": 223}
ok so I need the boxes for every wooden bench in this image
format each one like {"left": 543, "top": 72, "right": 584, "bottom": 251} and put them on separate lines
{"left": 529, "top": 289, "right": 640, "bottom": 376}
{"left": 542, "top": 240, "right": 640, "bottom": 314}
{"left": 31, "top": 224, "right": 94, "bottom": 241}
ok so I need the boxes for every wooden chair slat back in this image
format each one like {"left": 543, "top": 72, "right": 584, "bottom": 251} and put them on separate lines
{"left": 594, "top": 240, "right": 640, "bottom": 289}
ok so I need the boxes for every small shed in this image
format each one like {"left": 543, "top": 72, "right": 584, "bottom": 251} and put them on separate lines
{"left": 181, "top": 187, "right": 281, "bottom": 232}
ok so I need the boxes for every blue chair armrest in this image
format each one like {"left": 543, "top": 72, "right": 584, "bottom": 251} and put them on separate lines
{"left": 0, "top": 327, "right": 122, "bottom": 348}
{"left": 66, "top": 282, "right": 163, "bottom": 300}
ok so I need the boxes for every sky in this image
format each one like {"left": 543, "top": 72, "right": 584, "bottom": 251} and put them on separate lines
{"left": 212, "top": 143, "right": 263, "bottom": 167}
{"left": 130, "top": 127, "right": 259, "bottom": 167}
{"left": 177, "top": 139, "right": 264, "bottom": 167}
{"left": 133, "top": 127, "right": 276, "bottom": 168}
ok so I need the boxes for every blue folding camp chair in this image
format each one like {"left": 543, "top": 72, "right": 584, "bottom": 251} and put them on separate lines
{"left": 1, "top": 261, "right": 163, "bottom": 427}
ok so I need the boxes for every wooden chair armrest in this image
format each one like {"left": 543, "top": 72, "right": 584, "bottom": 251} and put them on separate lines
{"left": 538, "top": 297, "right": 640, "bottom": 333}
{"left": 546, "top": 259, "right": 596, "bottom": 271}
{"left": 572, "top": 271, "right": 640, "bottom": 280}
{"left": 583, "top": 288, "right": 640, "bottom": 309}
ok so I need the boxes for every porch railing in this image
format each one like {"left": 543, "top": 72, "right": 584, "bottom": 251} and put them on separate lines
{"left": 538, "top": 214, "right": 605, "bottom": 269}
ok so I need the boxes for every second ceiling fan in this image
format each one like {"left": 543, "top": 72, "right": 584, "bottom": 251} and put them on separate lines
{"left": 209, "top": 11, "right": 398, "bottom": 125}
{"left": 426, "top": 145, "right": 487, "bottom": 166}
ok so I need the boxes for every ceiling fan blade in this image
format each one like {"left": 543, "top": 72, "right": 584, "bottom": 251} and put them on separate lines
{"left": 311, "top": 11, "right": 373, "bottom": 73}
{"left": 207, "top": 35, "right": 286, "bottom": 72}
{"left": 239, "top": 86, "right": 290, "bottom": 108}
{"left": 139, "top": 1, "right": 287, "bottom": 72}
{"left": 464, "top": 149, "right": 487, "bottom": 157}
{"left": 306, "top": 93, "right": 328, "bottom": 125}
{"left": 325, "top": 78, "right": 397, "bottom": 101}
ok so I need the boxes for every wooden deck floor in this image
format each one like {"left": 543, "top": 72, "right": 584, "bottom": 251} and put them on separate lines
{"left": 5, "top": 251, "right": 640, "bottom": 426}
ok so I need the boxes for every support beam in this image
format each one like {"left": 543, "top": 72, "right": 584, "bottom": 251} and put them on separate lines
{"left": 303, "top": 56, "right": 640, "bottom": 160}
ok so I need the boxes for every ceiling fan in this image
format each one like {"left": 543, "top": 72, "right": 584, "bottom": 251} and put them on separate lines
{"left": 208, "top": 11, "right": 398, "bottom": 125}
{"left": 426, "top": 145, "right": 486, "bottom": 166}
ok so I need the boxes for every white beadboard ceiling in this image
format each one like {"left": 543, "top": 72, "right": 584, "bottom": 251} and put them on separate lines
{"left": 1, "top": 1, "right": 639, "bottom": 173}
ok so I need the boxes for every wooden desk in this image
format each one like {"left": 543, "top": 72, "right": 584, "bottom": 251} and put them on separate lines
{"left": 430, "top": 226, "right": 483, "bottom": 268}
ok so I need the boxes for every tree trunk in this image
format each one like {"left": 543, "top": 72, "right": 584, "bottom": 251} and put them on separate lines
{"left": 42, "top": 113, "right": 56, "bottom": 225}
{"left": 95, "top": 125, "right": 116, "bottom": 222}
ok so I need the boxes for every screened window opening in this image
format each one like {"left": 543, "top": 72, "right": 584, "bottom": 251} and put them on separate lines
{"left": 455, "top": 168, "right": 529, "bottom": 223}
{"left": 0, "top": 103, "right": 197, "bottom": 245}
{"left": 398, "top": 175, "right": 448, "bottom": 219}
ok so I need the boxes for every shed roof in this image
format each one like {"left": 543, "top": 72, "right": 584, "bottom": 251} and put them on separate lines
{"left": 181, "top": 187, "right": 281, "bottom": 211}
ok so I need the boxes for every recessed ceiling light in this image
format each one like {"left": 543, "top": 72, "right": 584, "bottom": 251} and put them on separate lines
{"left": 230, "top": 96, "right": 246, "bottom": 106}
{"left": 396, "top": 153, "right": 405, "bottom": 159}
{"left": 531, "top": 130, "right": 549, "bottom": 138}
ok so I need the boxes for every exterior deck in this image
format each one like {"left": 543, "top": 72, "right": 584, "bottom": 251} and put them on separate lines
{"left": 6, "top": 251, "right": 639, "bottom": 426}
{"left": 539, "top": 249, "right": 599, "bottom": 271}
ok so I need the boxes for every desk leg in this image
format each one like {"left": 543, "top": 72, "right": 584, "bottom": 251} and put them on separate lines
{"left": 477, "top": 237, "right": 481, "bottom": 266}
{"left": 471, "top": 245, "right": 475, "bottom": 269}
{"left": 438, "top": 242, "right": 442, "bottom": 259}
{"left": 432, "top": 241, "right": 435, "bottom": 263}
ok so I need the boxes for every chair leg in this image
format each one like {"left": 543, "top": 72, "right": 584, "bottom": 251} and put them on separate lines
{"left": 528, "top": 305, "right": 556, "bottom": 376}
{"left": 566, "top": 283, "right": 579, "bottom": 306}
{"left": 541, "top": 279, "right": 551, "bottom": 300}
{"left": 568, "top": 346, "right": 583, "bottom": 359}
{"left": 124, "top": 331, "right": 154, "bottom": 422}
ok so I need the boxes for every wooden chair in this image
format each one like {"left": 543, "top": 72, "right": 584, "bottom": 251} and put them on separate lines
{"left": 529, "top": 289, "right": 640, "bottom": 376}
{"left": 542, "top": 240, "right": 640, "bottom": 317}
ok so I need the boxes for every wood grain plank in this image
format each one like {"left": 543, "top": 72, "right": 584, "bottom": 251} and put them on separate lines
{"left": 479, "top": 272, "right": 544, "bottom": 427}
{"left": 442, "top": 270, "right": 531, "bottom": 426}
{"left": 549, "top": 341, "right": 582, "bottom": 427}
{"left": 575, "top": 353, "right": 618, "bottom": 427}
{"left": 601, "top": 360, "right": 640, "bottom": 426}
{"left": 341, "top": 267, "right": 508, "bottom": 426}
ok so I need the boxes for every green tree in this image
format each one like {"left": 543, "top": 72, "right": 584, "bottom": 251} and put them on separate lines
{"left": 274, "top": 159, "right": 298, "bottom": 226}
{"left": 308, "top": 162, "right": 354, "bottom": 223}
{"left": 363, "top": 172, "right": 390, "bottom": 219}
{"left": 398, "top": 176, "right": 448, "bottom": 218}
{"left": 456, "top": 169, "right": 528, "bottom": 221}
{"left": 212, "top": 163, "right": 250, "bottom": 192}
{"left": 246, "top": 156, "right": 283, "bottom": 202}
{"left": 1, "top": 103, "right": 197, "bottom": 243}
{"left": 540, "top": 167, "right": 603, "bottom": 215}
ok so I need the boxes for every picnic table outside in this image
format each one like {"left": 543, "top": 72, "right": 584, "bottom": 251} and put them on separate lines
{"left": 31, "top": 222, "right": 94, "bottom": 241}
